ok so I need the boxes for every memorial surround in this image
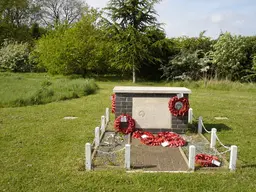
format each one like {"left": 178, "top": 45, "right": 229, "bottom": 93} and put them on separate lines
{"left": 113, "top": 86, "right": 192, "bottom": 133}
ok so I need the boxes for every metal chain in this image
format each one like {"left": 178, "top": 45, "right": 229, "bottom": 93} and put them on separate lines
{"left": 193, "top": 114, "right": 231, "bottom": 156}
{"left": 215, "top": 133, "right": 231, "bottom": 150}
{"left": 95, "top": 147, "right": 125, "bottom": 155}
{"left": 216, "top": 148, "right": 231, "bottom": 155}
{"left": 200, "top": 119, "right": 211, "bottom": 134}
{"left": 201, "top": 118, "right": 230, "bottom": 149}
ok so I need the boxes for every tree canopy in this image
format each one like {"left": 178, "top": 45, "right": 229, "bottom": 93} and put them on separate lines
{"left": 0, "top": 0, "right": 256, "bottom": 82}
{"left": 105, "top": 0, "right": 162, "bottom": 83}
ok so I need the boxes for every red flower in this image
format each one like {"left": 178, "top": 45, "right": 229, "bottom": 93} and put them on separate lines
{"left": 114, "top": 114, "right": 135, "bottom": 134}
{"left": 168, "top": 96, "right": 189, "bottom": 116}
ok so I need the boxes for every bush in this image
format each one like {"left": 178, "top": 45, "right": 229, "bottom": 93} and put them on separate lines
{"left": 0, "top": 40, "right": 33, "bottom": 72}
{"left": 161, "top": 50, "right": 211, "bottom": 81}
{"left": 212, "top": 33, "right": 246, "bottom": 80}
{"left": 241, "top": 55, "right": 256, "bottom": 82}
{"left": 32, "top": 9, "right": 112, "bottom": 76}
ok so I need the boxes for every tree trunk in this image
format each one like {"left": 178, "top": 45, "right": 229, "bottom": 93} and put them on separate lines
{"left": 215, "top": 69, "right": 218, "bottom": 80}
{"left": 132, "top": 64, "right": 136, "bottom": 83}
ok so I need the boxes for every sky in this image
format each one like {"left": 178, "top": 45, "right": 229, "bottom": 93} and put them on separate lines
{"left": 86, "top": 0, "right": 256, "bottom": 38}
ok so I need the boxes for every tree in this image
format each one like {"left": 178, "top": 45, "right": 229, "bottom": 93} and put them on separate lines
{"left": 105, "top": 0, "right": 162, "bottom": 83}
{"left": 172, "top": 31, "right": 213, "bottom": 54}
{"left": 0, "top": 0, "right": 40, "bottom": 44}
{"left": 240, "top": 36, "right": 256, "bottom": 82}
{"left": 32, "top": 9, "right": 112, "bottom": 76}
{"left": 138, "top": 27, "right": 178, "bottom": 81}
{"left": 212, "top": 32, "right": 246, "bottom": 80}
{"left": 1, "top": 0, "right": 29, "bottom": 26}
{"left": 36, "top": 0, "right": 85, "bottom": 27}
{"left": 160, "top": 31, "right": 214, "bottom": 81}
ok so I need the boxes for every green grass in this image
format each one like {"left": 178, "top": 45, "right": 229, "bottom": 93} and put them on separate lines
{"left": 0, "top": 73, "right": 256, "bottom": 191}
{"left": 0, "top": 72, "right": 98, "bottom": 107}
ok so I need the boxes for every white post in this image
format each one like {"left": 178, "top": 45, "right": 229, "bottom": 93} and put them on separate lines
{"left": 125, "top": 144, "right": 131, "bottom": 170}
{"left": 198, "top": 116, "right": 203, "bottom": 134}
{"left": 85, "top": 143, "right": 91, "bottom": 171}
{"left": 210, "top": 128, "right": 217, "bottom": 148}
{"left": 188, "top": 145, "right": 196, "bottom": 171}
{"left": 188, "top": 108, "right": 193, "bottom": 124}
{"left": 229, "top": 145, "right": 238, "bottom": 171}
{"left": 105, "top": 108, "right": 110, "bottom": 123}
{"left": 101, "top": 116, "right": 106, "bottom": 133}
{"left": 95, "top": 127, "right": 100, "bottom": 147}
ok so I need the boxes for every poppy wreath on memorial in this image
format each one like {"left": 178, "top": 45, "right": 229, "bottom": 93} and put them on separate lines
{"left": 114, "top": 114, "right": 135, "bottom": 134}
{"left": 111, "top": 94, "right": 116, "bottom": 113}
{"left": 195, "top": 154, "right": 220, "bottom": 167}
{"left": 168, "top": 96, "right": 189, "bottom": 116}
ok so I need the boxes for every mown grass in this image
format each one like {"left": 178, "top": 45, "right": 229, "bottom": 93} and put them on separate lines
{"left": 0, "top": 73, "right": 98, "bottom": 107}
{"left": 0, "top": 73, "right": 256, "bottom": 191}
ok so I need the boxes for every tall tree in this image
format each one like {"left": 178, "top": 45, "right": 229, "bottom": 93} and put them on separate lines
{"left": 0, "top": 0, "right": 38, "bottom": 43}
{"left": 138, "top": 27, "right": 177, "bottom": 81}
{"left": 105, "top": 0, "right": 162, "bottom": 83}
{"left": 36, "top": 0, "right": 85, "bottom": 27}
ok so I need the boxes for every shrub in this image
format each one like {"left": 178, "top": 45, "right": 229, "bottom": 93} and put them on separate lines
{"left": 161, "top": 50, "right": 211, "bottom": 81}
{"left": 32, "top": 9, "right": 112, "bottom": 76}
{"left": 212, "top": 33, "right": 246, "bottom": 80}
{"left": 82, "top": 79, "right": 98, "bottom": 95}
{"left": 0, "top": 40, "right": 33, "bottom": 72}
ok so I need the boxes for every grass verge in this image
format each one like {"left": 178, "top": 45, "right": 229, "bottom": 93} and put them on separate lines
{"left": 0, "top": 73, "right": 255, "bottom": 191}
{"left": 0, "top": 73, "right": 98, "bottom": 107}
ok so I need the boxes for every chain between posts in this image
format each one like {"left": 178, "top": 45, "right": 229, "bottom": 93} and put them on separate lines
{"left": 200, "top": 119, "right": 211, "bottom": 133}
{"left": 200, "top": 117, "right": 231, "bottom": 153}
{"left": 214, "top": 133, "right": 231, "bottom": 150}
{"left": 94, "top": 147, "right": 125, "bottom": 155}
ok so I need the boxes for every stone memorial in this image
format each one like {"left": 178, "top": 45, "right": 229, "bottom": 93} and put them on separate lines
{"left": 113, "top": 86, "right": 192, "bottom": 133}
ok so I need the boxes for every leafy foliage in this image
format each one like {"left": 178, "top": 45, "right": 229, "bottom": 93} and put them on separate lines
{"left": 161, "top": 50, "right": 211, "bottom": 81}
{"left": 239, "top": 36, "right": 256, "bottom": 82}
{"left": 1, "top": 0, "right": 256, "bottom": 83}
{"left": 105, "top": 0, "right": 161, "bottom": 31}
{"left": 212, "top": 32, "right": 246, "bottom": 80}
{"left": 0, "top": 0, "right": 39, "bottom": 44}
{"left": 0, "top": 40, "right": 33, "bottom": 72}
{"left": 109, "top": 26, "right": 150, "bottom": 70}
{"left": 161, "top": 32, "right": 213, "bottom": 81}
{"left": 173, "top": 31, "right": 213, "bottom": 53}
{"left": 105, "top": 0, "right": 162, "bottom": 82}
{"left": 138, "top": 27, "right": 178, "bottom": 81}
{"left": 32, "top": 9, "right": 111, "bottom": 76}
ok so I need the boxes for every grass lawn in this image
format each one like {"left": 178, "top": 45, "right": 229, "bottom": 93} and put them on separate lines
{"left": 0, "top": 73, "right": 256, "bottom": 191}
{"left": 0, "top": 73, "right": 98, "bottom": 107}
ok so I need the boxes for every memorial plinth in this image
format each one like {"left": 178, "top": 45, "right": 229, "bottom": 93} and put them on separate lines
{"left": 113, "top": 86, "right": 192, "bottom": 133}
